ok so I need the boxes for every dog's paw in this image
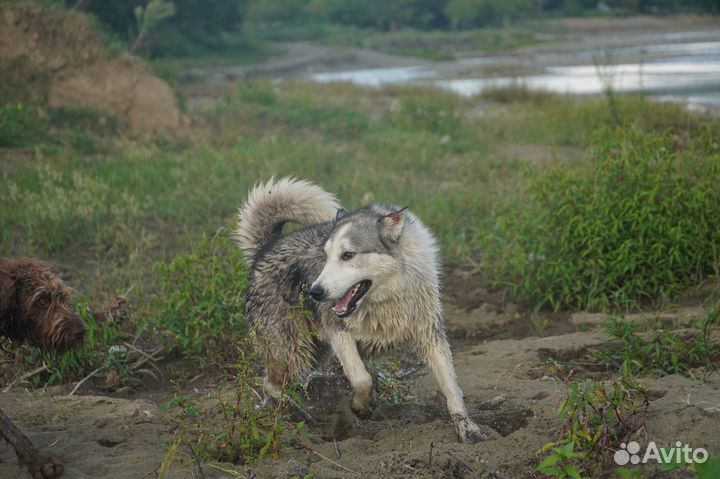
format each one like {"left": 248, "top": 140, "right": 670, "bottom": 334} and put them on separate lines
{"left": 454, "top": 415, "right": 487, "bottom": 444}
{"left": 22, "top": 454, "right": 63, "bottom": 479}
{"left": 350, "top": 384, "right": 376, "bottom": 420}
{"left": 350, "top": 399, "right": 374, "bottom": 420}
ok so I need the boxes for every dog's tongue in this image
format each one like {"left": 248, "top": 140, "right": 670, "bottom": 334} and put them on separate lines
{"left": 334, "top": 288, "right": 355, "bottom": 314}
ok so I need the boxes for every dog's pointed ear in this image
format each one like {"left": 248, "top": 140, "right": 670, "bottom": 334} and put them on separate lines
{"left": 378, "top": 207, "right": 407, "bottom": 244}
{"left": 335, "top": 208, "right": 348, "bottom": 221}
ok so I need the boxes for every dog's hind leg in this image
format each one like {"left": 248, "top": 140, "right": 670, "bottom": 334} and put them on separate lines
{"left": 421, "top": 333, "right": 487, "bottom": 443}
{"left": 328, "top": 330, "right": 375, "bottom": 419}
{"left": 256, "top": 311, "right": 317, "bottom": 423}
{"left": 257, "top": 329, "right": 305, "bottom": 403}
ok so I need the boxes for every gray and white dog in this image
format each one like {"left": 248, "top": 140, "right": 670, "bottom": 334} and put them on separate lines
{"left": 236, "top": 177, "right": 485, "bottom": 443}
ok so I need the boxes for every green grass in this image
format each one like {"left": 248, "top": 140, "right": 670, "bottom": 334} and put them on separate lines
{"left": 477, "top": 91, "right": 708, "bottom": 147}
{"left": 0, "top": 103, "right": 48, "bottom": 147}
{"left": 0, "top": 101, "right": 118, "bottom": 150}
{"left": 597, "top": 309, "right": 720, "bottom": 378}
{"left": 144, "top": 231, "right": 248, "bottom": 361}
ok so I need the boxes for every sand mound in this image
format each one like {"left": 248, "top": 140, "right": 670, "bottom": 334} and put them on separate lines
{"left": 49, "top": 54, "right": 188, "bottom": 133}
{"left": 0, "top": 2, "right": 187, "bottom": 133}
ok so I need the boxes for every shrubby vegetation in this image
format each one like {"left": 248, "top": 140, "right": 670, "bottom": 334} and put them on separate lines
{"left": 148, "top": 232, "right": 248, "bottom": 361}
{"left": 597, "top": 313, "right": 720, "bottom": 378}
{"left": 538, "top": 370, "right": 649, "bottom": 478}
{"left": 483, "top": 127, "right": 720, "bottom": 311}
{"left": 538, "top": 307, "right": 720, "bottom": 477}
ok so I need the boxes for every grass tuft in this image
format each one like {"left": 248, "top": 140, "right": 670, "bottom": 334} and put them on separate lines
{"left": 597, "top": 314, "right": 718, "bottom": 378}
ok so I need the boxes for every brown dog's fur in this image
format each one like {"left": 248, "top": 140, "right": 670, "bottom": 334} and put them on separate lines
{"left": 0, "top": 258, "right": 86, "bottom": 352}
{"left": 0, "top": 258, "right": 86, "bottom": 479}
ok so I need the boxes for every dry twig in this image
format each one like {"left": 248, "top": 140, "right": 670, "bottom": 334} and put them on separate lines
{"left": 2, "top": 363, "right": 49, "bottom": 392}
{"left": 68, "top": 366, "right": 105, "bottom": 396}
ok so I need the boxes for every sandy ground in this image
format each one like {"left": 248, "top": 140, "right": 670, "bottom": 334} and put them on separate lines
{"left": 1, "top": 267, "right": 719, "bottom": 479}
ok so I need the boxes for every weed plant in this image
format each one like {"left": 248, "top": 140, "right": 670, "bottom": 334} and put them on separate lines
{"left": 161, "top": 339, "right": 307, "bottom": 466}
{"left": 145, "top": 231, "right": 248, "bottom": 361}
{"left": 597, "top": 310, "right": 719, "bottom": 378}
{"left": 538, "top": 365, "right": 649, "bottom": 477}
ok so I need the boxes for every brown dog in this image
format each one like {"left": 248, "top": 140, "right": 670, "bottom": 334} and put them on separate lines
{"left": 0, "top": 258, "right": 86, "bottom": 479}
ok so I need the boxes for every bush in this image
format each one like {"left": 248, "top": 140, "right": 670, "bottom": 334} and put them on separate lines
{"left": 145, "top": 231, "right": 248, "bottom": 360}
{"left": 484, "top": 127, "right": 720, "bottom": 310}
{"left": 0, "top": 103, "right": 46, "bottom": 147}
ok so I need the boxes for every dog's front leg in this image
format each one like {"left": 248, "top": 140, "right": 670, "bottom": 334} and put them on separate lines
{"left": 328, "top": 330, "right": 375, "bottom": 419}
{"left": 422, "top": 335, "right": 487, "bottom": 443}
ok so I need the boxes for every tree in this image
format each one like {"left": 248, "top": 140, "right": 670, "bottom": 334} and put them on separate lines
{"left": 245, "top": 0, "right": 308, "bottom": 26}
{"left": 445, "top": 0, "right": 484, "bottom": 29}
{"left": 130, "top": 0, "right": 176, "bottom": 53}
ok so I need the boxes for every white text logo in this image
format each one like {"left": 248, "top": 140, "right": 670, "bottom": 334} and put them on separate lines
{"left": 614, "top": 441, "right": 708, "bottom": 466}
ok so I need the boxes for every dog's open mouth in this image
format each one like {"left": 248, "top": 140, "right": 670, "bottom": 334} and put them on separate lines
{"left": 334, "top": 280, "right": 372, "bottom": 318}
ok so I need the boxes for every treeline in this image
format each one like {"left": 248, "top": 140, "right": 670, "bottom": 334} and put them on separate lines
{"left": 69, "top": 0, "right": 718, "bottom": 56}
{"left": 245, "top": 0, "right": 719, "bottom": 30}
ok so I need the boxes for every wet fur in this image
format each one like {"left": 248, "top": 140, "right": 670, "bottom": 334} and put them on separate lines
{"left": 236, "top": 178, "right": 485, "bottom": 443}
{"left": 0, "top": 258, "right": 86, "bottom": 352}
{"left": 0, "top": 258, "right": 86, "bottom": 479}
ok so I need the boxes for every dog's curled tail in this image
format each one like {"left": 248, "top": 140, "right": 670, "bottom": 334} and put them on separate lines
{"left": 235, "top": 177, "right": 341, "bottom": 262}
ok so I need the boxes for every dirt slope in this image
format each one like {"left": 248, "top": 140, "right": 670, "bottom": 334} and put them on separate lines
{"left": 0, "top": 2, "right": 187, "bottom": 133}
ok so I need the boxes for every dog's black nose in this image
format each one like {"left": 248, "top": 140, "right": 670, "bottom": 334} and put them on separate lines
{"left": 308, "top": 284, "right": 326, "bottom": 301}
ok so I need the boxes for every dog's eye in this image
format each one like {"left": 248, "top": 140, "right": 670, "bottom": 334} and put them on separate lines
{"left": 341, "top": 251, "right": 356, "bottom": 261}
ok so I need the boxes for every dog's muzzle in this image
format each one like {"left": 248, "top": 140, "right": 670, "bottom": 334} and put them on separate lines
{"left": 308, "top": 284, "right": 326, "bottom": 302}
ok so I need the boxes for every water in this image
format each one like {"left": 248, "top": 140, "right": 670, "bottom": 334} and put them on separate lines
{"left": 310, "top": 38, "right": 720, "bottom": 107}
{"left": 312, "top": 65, "right": 436, "bottom": 87}
{"left": 439, "top": 57, "right": 720, "bottom": 96}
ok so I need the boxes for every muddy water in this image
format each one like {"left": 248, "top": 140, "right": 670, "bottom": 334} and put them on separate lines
{"left": 311, "top": 32, "right": 720, "bottom": 107}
